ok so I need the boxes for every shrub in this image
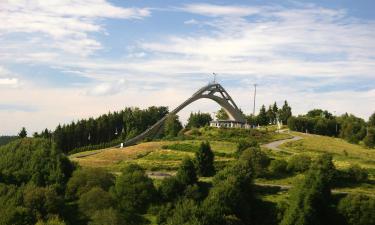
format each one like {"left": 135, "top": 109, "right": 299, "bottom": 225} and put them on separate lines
{"left": 89, "top": 208, "right": 125, "bottom": 225}
{"left": 338, "top": 194, "right": 375, "bottom": 225}
{"left": 66, "top": 167, "right": 114, "bottom": 199}
{"left": 236, "top": 140, "right": 259, "bottom": 156}
{"left": 269, "top": 159, "right": 288, "bottom": 175}
{"left": 78, "top": 187, "right": 114, "bottom": 218}
{"left": 112, "top": 164, "right": 156, "bottom": 214}
{"left": 239, "top": 148, "right": 270, "bottom": 177}
{"left": 35, "top": 216, "right": 66, "bottom": 225}
{"left": 158, "top": 177, "right": 183, "bottom": 202}
{"left": 287, "top": 154, "right": 311, "bottom": 173}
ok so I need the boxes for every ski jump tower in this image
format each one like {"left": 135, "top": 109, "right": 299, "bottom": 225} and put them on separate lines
{"left": 122, "top": 82, "right": 246, "bottom": 146}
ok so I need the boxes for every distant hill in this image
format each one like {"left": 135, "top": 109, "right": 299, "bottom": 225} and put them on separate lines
{"left": 0, "top": 136, "right": 18, "bottom": 146}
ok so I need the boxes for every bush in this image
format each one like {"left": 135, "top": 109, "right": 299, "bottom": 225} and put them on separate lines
{"left": 287, "top": 154, "right": 311, "bottom": 173}
{"left": 35, "top": 216, "right": 66, "bottom": 225}
{"left": 112, "top": 164, "right": 156, "bottom": 215}
{"left": 66, "top": 168, "right": 114, "bottom": 199}
{"left": 338, "top": 194, "right": 375, "bottom": 225}
{"left": 269, "top": 159, "right": 288, "bottom": 175}
{"left": 236, "top": 140, "right": 259, "bottom": 156}
{"left": 336, "top": 165, "right": 368, "bottom": 184}
{"left": 78, "top": 187, "right": 114, "bottom": 218}
{"left": 89, "top": 208, "right": 125, "bottom": 225}
{"left": 239, "top": 148, "right": 270, "bottom": 177}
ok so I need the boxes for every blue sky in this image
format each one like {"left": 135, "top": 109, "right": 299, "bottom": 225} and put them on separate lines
{"left": 0, "top": 0, "right": 374, "bottom": 135}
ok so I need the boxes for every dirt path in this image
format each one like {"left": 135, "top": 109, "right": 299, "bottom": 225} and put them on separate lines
{"left": 262, "top": 131, "right": 302, "bottom": 151}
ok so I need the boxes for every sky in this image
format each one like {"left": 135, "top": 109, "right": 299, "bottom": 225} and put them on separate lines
{"left": 0, "top": 0, "right": 374, "bottom": 135}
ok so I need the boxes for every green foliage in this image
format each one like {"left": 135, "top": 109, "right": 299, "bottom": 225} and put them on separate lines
{"left": 338, "top": 194, "right": 375, "bottom": 225}
{"left": 279, "top": 101, "right": 292, "bottom": 124}
{"left": 369, "top": 112, "right": 375, "bottom": 127}
{"left": 280, "top": 154, "right": 336, "bottom": 225}
{"left": 88, "top": 208, "right": 125, "bottom": 225}
{"left": 306, "top": 109, "right": 333, "bottom": 119}
{"left": 338, "top": 113, "right": 366, "bottom": 144}
{"left": 176, "top": 158, "right": 198, "bottom": 186}
{"left": 23, "top": 185, "right": 63, "bottom": 220}
{"left": 112, "top": 164, "right": 156, "bottom": 215}
{"left": 239, "top": 147, "right": 270, "bottom": 177}
{"left": 335, "top": 165, "right": 368, "bottom": 184}
{"left": 287, "top": 154, "right": 311, "bottom": 173}
{"left": 66, "top": 167, "right": 114, "bottom": 199}
{"left": 269, "top": 159, "right": 288, "bottom": 175}
{"left": 0, "top": 138, "right": 74, "bottom": 188}
{"left": 195, "top": 141, "right": 215, "bottom": 176}
{"left": 166, "top": 199, "right": 202, "bottom": 225}
{"left": 0, "top": 136, "right": 17, "bottom": 146}
{"left": 18, "top": 127, "right": 27, "bottom": 138}
{"left": 158, "top": 158, "right": 200, "bottom": 202}
{"left": 257, "top": 105, "right": 268, "bottom": 126}
{"left": 54, "top": 106, "right": 168, "bottom": 153}
{"left": 288, "top": 116, "right": 338, "bottom": 136}
{"left": 216, "top": 108, "right": 229, "bottom": 120}
{"left": 35, "top": 216, "right": 66, "bottom": 225}
{"left": 158, "top": 176, "right": 183, "bottom": 202}
{"left": 202, "top": 155, "right": 255, "bottom": 225}
{"left": 186, "top": 112, "right": 212, "bottom": 128}
{"left": 164, "top": 114, "right": 183, "bottom": 138}
{"left": 363, "top": 127, "right": 375, "bottom": 148}
{"left": 236, "top": 139, "right": 259, "bottom": 156}
{"left": 78, "top": 187, "right": 114, "bottom": 218}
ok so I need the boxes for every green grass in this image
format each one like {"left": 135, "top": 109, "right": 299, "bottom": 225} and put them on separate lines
{"left": 280, "top": 132, "right": 375, "bottom": 176}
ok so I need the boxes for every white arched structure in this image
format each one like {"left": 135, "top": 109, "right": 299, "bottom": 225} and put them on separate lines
{"left": 123, "top": 83, "right": 246, "bottom": 146}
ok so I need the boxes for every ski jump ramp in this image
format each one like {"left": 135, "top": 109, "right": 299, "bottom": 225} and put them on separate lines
{"left": 122, "top": 83, "right": 245, "bottom": 146}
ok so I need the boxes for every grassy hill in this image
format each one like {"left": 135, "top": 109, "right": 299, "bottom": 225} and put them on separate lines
{"left": 70, "top": 127, "right": 375, "bottom": 197}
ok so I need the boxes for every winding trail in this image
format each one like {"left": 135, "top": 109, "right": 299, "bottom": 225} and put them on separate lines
{"left": 262, "top": 130, "right": 302, "bottom": 151}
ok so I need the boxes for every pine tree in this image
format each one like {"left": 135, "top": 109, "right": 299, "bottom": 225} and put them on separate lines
{"left": 18, "top": 127, "right": 27, "bottom": 138}
{"left": 195, "top": 141, "right": 215, "bottom": 176}
{"left": 257, "top": 105, "right": 268, "bottom": 126}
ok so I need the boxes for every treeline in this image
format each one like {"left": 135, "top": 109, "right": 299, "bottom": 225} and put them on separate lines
{"left": 0, "top": 136, "right": 17, "bottom": 146}
{"left": 288, "top": 109, "right": 375, "bottom": 148}
{"left": 246, "top": 101, "right": 292, "bottom": 126}
{"left": 49, "top": 106, "right": 168, "bottom": 153}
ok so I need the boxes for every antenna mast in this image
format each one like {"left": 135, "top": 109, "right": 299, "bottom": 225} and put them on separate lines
{"left": 252, "top": 84, "right": 257, "bottom": 115}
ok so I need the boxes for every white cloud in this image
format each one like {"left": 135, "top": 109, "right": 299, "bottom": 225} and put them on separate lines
{"left": 86, "top": 79, "right": 126, "bottom": 96}
{"left": 182, "top": 3, "right": 260, "bottom": 17}
{"left": 0, "top": 66, "right": 20, "bottom": 88}
{"left": 0, "top": 0, "right": 150, "bottom": 56}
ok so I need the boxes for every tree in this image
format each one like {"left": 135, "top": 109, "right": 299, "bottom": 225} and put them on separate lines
{"left": 337, "top": 194, "right": 375, "bottom": 225}
{"left": 18, "top": 127, "right": 27, "bottom": 138}
{"left": 78, "top": 187, "right": 114, "bottom": 218}
{"left": 164, "top": 114, "right": 183, "bottom": 138}
{"left": 23, "top": 185, "right": 63, "bottom": 221}
{"left": 272, "top": 102, "right": 279, "bottom": 119}
{"left": 257, "top": 105, "right": 268, "bottom": 126}
{"left": 368, "top": 112, "right": 375, "bottom": 127}
{"left": 216, "top": 108, "right": 229, "bottom": 120}
{"left": 266, "top": 105, "right": 276, "bottom": 124}
{"left": 186, "top": 112, "right": 212, "bottom": 128}
{"left": 279, "top": 101, "right": 292, "bottom": 124}
{"left": 363, "top": 127, "right": 375, "bottom": 148}
{"left": 239, "top": 147, "right": 270, "bottom": 177}
{"left": 195, "top": 141, "right": 215, "bottom": 176}
{"left": 112, "top": 164, "right": 156, "bottom": 215}
{"left": 66, "top": 167, "right": 114, "bottom": 199}
{"left": 89, "top": 208, "right": 125, "bottom": 225}
{"left": 176, "top": 157, "right": 198, "bottom": 186}
{"left": 280, "top": 154, "right": 336, "bottom": 225}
